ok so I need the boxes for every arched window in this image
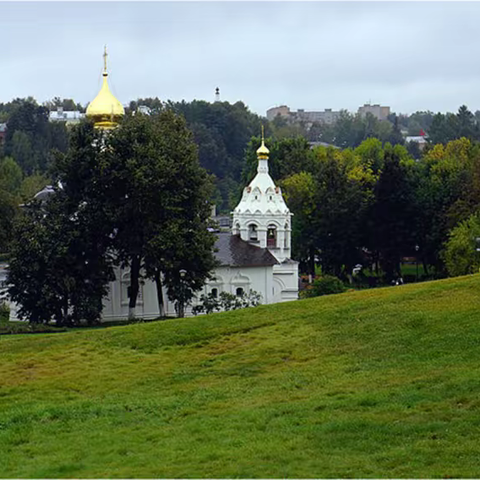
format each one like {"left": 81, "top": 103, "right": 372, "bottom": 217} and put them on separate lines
{"left": 267, "top": 225, "right": 277, "bottom": 248}
{"left": 233, "top": 223, "right": 240, "bottom": 235}
{"left": 284, "top": 223, "right": 289, "bottom": 248}
{"left": 248, "top": 224, "right": 258, "bottom": 242}
{"left": 236, "top": 287, "right": 244, "bottom": 297}
{"left": 211, "top": 288, "right": 218, "bottom": 298}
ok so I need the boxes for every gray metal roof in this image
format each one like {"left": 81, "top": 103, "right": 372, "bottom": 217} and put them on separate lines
{"left": 214, "top": 233, "right": 278, "bottom": 267}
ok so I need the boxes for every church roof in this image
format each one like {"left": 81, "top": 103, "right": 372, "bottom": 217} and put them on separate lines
{"left": 214, "top": 233, "right": 278, "bottom": 267}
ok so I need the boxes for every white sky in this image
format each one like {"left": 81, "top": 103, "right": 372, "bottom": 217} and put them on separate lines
{"left": 1, "top": 1, "right": 480, "bottom": 116}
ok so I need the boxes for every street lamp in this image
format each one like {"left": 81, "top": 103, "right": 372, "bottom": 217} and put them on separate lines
{"left": 179, "top": 269, "right": 187, "bottom": 318}
{"left": 415, "top": 245, "right": 420, "bottom": 282}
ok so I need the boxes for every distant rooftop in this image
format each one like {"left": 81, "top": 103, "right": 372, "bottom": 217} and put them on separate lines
{"left": 49, "top": 109, "right": 85, "bottom": 122}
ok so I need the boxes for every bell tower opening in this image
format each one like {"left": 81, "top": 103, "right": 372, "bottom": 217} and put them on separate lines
{"left": 248, "top": 224, "right": 258, "bottom": 242}
{"left": 267, "top": 225, "right": 277, "bottom": 248}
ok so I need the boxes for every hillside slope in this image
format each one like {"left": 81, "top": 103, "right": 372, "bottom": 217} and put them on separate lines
{"left": 1, "top": 276, "right": 480, "bottom": 478}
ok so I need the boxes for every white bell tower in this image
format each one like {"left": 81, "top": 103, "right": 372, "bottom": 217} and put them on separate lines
{"left": 232, "top": 127, "right": 292, "bottom": 263}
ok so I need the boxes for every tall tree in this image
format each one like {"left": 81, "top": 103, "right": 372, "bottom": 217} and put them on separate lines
{"left": 106, "top": 111, "right": 218, "bottom": 318}
{"left": 368, "top": 147, "right": 417, "bottom": 281}
{"left": 8, "top": 122, "right": 116, "bottom": 325}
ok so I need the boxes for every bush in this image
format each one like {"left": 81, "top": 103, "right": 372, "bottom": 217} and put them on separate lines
{"left": 301, "top": 275, "right": 347, "bottom": 298}
{"left": 0, "top": 321, "right": 68, "bottom": 335}
{"left": 0, "top": 301, "right": 9, "bottom": 325}
{"left": 193, "top": 290, "right": 262, "bottom": 315}
{"left": 443, "top": 213, "right": 480, "bottom": 277}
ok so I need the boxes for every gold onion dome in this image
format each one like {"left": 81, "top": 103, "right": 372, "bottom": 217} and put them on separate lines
{"left": 86, "top": 46, "right": 125, "bottom": 129}
{"left": 257, "top": 125, "right": 269, "bottom": 159}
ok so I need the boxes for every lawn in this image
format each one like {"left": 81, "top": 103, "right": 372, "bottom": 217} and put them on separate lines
{"left": 1, "top": 275, "right": 480, "bottom": 478}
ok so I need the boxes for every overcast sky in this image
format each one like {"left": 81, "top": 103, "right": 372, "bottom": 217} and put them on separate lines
{"left": 1, "top": 1, "right": 480, "bottom": 116}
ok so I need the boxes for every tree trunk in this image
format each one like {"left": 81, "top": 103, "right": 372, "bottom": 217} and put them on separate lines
{"left": 309, "top": 246, "right": 315, "bottom": 279}
{"left": 422, "top": 258, "right": 429, "bottom": 276}
{"left": 129, "top": 254, "right": 141, "bottom": 320}
{"left": 154, "top": 269, "right": 165, "bottom": 318}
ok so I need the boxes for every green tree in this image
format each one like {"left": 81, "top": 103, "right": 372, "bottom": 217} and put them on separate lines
{"left": 0, "top": 189, "right": 17, "bottom": 253}
{"left": 8, "top": 123, "right": 116, "bottom": 325}
{"left": 106, "top": 111, "right": 218, "bottom": 318}
{"left": 457, "top": 105, "right": 477, "bottom": 139}
{"left": 10, "top": 130, "right": 35, "bottom": 173}
{"left": 368, "top": 147, "right": 418, "bottom": 281}
{"left": 19, "top": 174, "right": 49, "bottom": 202}
{"left": 281, "top": 171, "right": 317, "bottom": 275}
{"left": 0, "top": 156, "right": 22, "bottom": 194}
{"left": 443, "top": 213, "right": 480, "bottom": 277}
{"left": 415, "top": 138, "right": 475, "bottom": 272}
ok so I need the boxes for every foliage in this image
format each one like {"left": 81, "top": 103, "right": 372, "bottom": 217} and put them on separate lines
{"left": 3, "top": 98, "right": 68, "bottom": 175}
{"left": 0, "top": 189, "right": 18, "bottom": 253}
{"left": 367, "top": 146, "right": 418, "bottom": 282}
{"left": 0, "top": 302, "right": 9, "bottom": 324}
{"left": 106, "top": 111, "right": 218, "bottom": 318}
{"left": 0, "top": 321, "right": 68, "bottom": 335}
{"left": 0, "top": 156, "right": 22, "bottom": 194}
{"left": 443, "top": 213, "right": 480, "bottom": 277}
{"left": 142, "top": 98, "right": 265, "bottom": 213}
{"left": 301, "top": 275, "right": 347, "bottom": 298}
{"left": 428, "top": 105, "right": 480, "bottom": 145}
{"left": 192, "top": 290, "right": 262, "bottom": 315}
{"left": 7, "top": 195, "right": 115, "bottom": 326}
{"left": 7, "top": 123, "right": 116, "bottom": 325}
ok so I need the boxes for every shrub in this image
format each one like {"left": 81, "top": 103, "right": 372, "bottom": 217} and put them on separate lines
{"left": 193, "top": 290, "right": 262, "bottom": 315}
{"left": 0, "top": 321, "right": 68, "bottom": 335}
{"left": 0, "top": 302, "right": 9, "bottom": 324}
{"left": 443, "top": 213, "right": 480, "bottom": 277}
{"left": 301, "top": 275, "right": 347, "bottom": 298}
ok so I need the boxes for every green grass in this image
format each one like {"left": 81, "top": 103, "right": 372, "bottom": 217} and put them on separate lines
{"left": 2, "top": 275, "right": 480, "bottom": 478}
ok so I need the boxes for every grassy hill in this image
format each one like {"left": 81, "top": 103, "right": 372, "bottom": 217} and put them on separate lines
{"left": 1, "top": 275, "right": 480, "bottom": 478}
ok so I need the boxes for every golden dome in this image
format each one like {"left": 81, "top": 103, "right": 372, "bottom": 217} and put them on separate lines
{"left": 86, "top": 47, "right": 125, "bottom": 130}
{"left": 256, "top": 125, "right": 269, "bottom": 159}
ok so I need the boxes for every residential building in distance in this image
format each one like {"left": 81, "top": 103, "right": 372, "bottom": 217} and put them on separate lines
{"left": 48, "top": 107, "right": 85, "bottom": 124}
{"left": 266, "top": 105, "right": 291, "bottom": 121}
{"left": 358, "top": 103, "right": 390, "bottom": 121}
{"left": 266, "top": 105, "right": 341, "bottom": 125}
{"left": 405, "top": 135, "right": 428, "bottom": 151}
{"left": 295, "top": 108, "right": 341, "bottom": 125}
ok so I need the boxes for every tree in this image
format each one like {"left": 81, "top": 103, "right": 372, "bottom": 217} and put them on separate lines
{"left": 10, "top": 130, "right": 35, "bottom": 174}
{"left": 443, "top": 213, "right": 480, "bottom": 277}
{"left": 367, "top": 147, "right": 418, "bottom": 281}
{"left": 415, "top": 138, "right": 476, "bottom": 272}
{"left": 281, "top": 171, "right": 317, "bottom": 275}
{"left": 4, "top": 98, "right": 68, "bottom": 175}
{"left": 8, "top": 123, "right": 116, "bottom": 325}
{"left": 0, "top": 189, "right": 17, "bottom": 253}
{"left": 0, "top": 157, "right": 22, "bottom": 194}
{"left": 310, "top": 146, "right": 375, "bottom": 277}
{"left": 106, "top": 111, "right": 218, "bottom": 319}
{"left": 386, "top": 115, "right": 404, "bottom": 146}
{"left": 457, "top": 105, "right": 476, "bottom": 139}
{"left": 19, "top": 174, "right": 49, "bottom": 202}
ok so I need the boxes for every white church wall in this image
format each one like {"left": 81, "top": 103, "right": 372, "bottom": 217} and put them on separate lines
{"left": 102, "top": 264, "right": 277, "bottom": 321}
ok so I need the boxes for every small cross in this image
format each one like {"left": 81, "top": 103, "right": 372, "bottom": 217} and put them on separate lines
{"left": 103, "top": 45, "right": 108, "bottom": 72}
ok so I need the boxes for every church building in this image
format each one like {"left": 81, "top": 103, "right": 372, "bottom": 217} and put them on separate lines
{"left": 9, "top": 49, "right": 299, "bottom": 321}
{"left": 90, "top": 50, "right": 299, "bottom": 319}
